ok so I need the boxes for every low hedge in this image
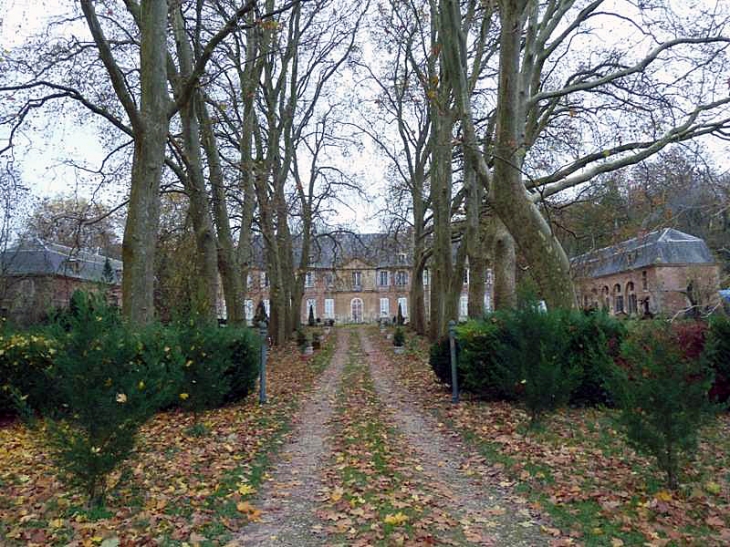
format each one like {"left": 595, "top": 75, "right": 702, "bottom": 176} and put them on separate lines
{"left": 0, "top": 293, "right": 261, "bottom": 418}
{"left": 429, "top": 308, "right": 625, "bottom": 408}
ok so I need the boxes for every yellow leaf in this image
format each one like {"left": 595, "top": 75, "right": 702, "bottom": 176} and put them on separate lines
{"left": 655, "top": 490, "right": 673, "bottom": 502}
{"left": 238, "top": 483, "right": 256, "bottom": 496}
{"left": 179, "top": 393, "right": 189, "bottom": 400}
{"left": 705, "top": 482, "right": 722, "bottom": 495}
{"left": 611, "top": 539, "right": 625, "bottom": 547}
{"left": 384, "top": 512, "right": 409, "bottom": 526}
{"left": 49, "top": 518, "right": 65, "bottom": 528}
{"left": 330, "top": 487, "right": 344, "bottom": 502}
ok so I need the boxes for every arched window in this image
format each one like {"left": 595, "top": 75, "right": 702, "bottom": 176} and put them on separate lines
{"left": 626, "top": 282, "right": 637, "bottom": 315}
{"left": 351, "top": 298, "right": 363, "bottom": 323}
{"left": 602, "top": 286, "right": 610, "bottom": 310}
{"left": 613, "top": 283, "right": 624, "bottom": 314}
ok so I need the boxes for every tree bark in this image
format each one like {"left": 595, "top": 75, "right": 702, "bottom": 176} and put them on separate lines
{"left": 491, "top": 0, "right": 575, "bottom": 310}
{"left": 121, "top": 0, "right": 169, "bottom": 323}
{"left": 172, "top": 8, "right": 219, "bottom": 318}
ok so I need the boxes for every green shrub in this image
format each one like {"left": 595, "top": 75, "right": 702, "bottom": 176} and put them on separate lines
{"left": 393, "top": 327, "right": 405, "bottom": 347}
{"left": 44, "top": 291, "right": 182, "bottom": 507}
{"left": 705, "top": 314, "right": 730, "bottom": 378}
{"left": 499, "top": 308, "right": 582, "bottom": 425}
{"left": 0, "top": 331, "right": 59, "bottom": 416}
{"left": 454, "top": 317, "right": 519, "bottom": 400}
{"left": 223, "top": 327, "right": 260, "bottom": 404}
{"left": 565, "top": 311, "right": 625, "bottom": 407}
{"left": 429, "top": 335, "right": 458, "bottom": 387}
{"left": 175, "top": 320, "right": 232, "bottom": 413}
{"left": 610, "top": 321, "right": 717, "bottom": 490}
{"left": 296, "top": 328, "right": 308, "bottom": 349}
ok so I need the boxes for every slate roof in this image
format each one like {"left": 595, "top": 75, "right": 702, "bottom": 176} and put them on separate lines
{"left": 251, "top": 232, "right": 412, "bottom": 269}
{"left": 572, "top": 228, "right": 716, "bottom": 279}
{"left": 0, "top": 239, "right": 123, "bottom": 284}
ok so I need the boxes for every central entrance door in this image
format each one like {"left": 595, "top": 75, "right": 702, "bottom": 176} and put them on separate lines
{"left": 351, "top": 298, "right": 363, "bottom": 323}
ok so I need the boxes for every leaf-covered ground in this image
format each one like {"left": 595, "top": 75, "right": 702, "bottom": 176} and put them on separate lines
{"left": 379, "top": 330, "right": 730, "bottom": 546}
{"left": 0, "top": 334, "right": 336, "bottom": 546}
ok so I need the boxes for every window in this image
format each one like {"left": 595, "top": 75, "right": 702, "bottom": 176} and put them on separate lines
{"left": 486, "top": 269, "right": 494, "bottom": 286}
{"left": 244, "top": 300, "right": 254, "bottom": 323}
{"left": 352, "top": 271, "right": 362, "bottom": 288}
{"left": 626, "top": 282, "right": 637, "bottom": 314}
{"left": 306, "top": 298, "right": 317, "bottom": 319}
{"left": 305, "top": 271, "right": 315, "bottom": 288}
{"left": 263, "top": 299, "right": 270, "bottom": 316}
{"left": 397, "top": 297, "right": 408, "bottom": 318}
{"left": 324, "top": 298, "right": 334, "bottom": 319}
{"left": 613, "top": 284, "right": 624, "bottom": 313}
{"left": 261, "top": 271, "right": 269, "bottom": 287}
{"left": 351, "top": 298, "right": 363, "bottom": 322}
{"left": 463, "top": 268, "right": 470, "bottom": 285}
{"left": 641, "top": 270, "right": 648, "bottom": 290}
{"left": 325, "top": 273, "right": 334, "bottom": 287}
{"left": 459, "top": 295, "right": 468, "bottom": 319}
{"left": 395, "top": 271, "right": 408, "bottom": 286}
{"left": 423, "top": 269, "right": 429, "bottom": 286}
{"left": 380, "top": 298, "right": 390, "bottom": 318}
{"left": 378, "top": 270, "right": 389, "bottom": 287}
{"left": 246, "top": 273, "right": 253, "bottom": 290}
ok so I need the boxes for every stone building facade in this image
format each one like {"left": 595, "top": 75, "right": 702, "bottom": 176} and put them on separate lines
{"left": 0, "top": 239, "right": 122, "bottom": 326}
{"left": 237, "top": 233, "right": 490, "bottom": 325}
{"left": 572, "top": 228, "right": 720, "bottom": 317}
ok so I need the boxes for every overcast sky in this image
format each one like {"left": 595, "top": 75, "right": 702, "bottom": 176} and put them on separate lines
{"left": 2, "top": 0, "right": 728, "bottom": 233}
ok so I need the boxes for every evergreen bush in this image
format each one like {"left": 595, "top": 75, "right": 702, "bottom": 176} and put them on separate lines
{"left": 565, "top": 311, "right": 625, "bottom": 407}
{"left": 498, "top": 308, "right": 582, "bottom": 424}
{"left": 43, "top": 291, "right": 182, "bottom": 507}
{"left": 705, "top": 314, "right": 730, "bottom": 402}
{"left": 397, "top": 304, "right": 405, "bottom": 326}
{"left": 223, "top": 327, "right": 260, "bottom": 404}
{"left": 296, "top": 328, "right": 308, "bottom": 349}
{"left": 393, "top": 327, "right": 405, "bottom": 347}
{"left": 429, "top": 335, "right": 458, "bottom": 387}
{"left": 175, "top": 319, "right": 235, "bottom": 413}
{"left": 610, "top": 321, "right": 717, "bottom": 489}
{"left": 0, "top": 331, "right": 59, "bottom": 416}
{"left": 308, "top": 305, "right": 316, "bottom": 327}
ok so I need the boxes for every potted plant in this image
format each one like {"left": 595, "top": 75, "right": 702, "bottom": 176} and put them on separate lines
{"left": 296, "top": 329, "right": 313, "bottom": 356}
{"left": 393, "top": 327, "right": 405, "bottom": 354}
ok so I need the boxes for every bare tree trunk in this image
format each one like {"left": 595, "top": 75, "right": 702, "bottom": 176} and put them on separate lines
{"left": 491, "top": 0, "right": 575, "bottom": 310}
{"left": 490, "top": 214, "right": 517, "bottom": 309}
{"left": 121, "top": 0, "right": 169, "bottom": 323}
{"left": 409, "top": 200, "right": 427, "bottom": 335}
{"left": 199, "top": 96, "right": 244, "bottom": 324}
{"left": 428, "top": 107, "right": 454, "bottom": 339}
{"left": 172, "top": 8, "right": 219, "bottom": 318}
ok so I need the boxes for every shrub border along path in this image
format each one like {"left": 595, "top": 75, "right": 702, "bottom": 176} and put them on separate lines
{"left": 382, "top": 328, "right": 730, "bottom": 547}
{"left": 0, "top": 331, "right": 336, "bottom": 546}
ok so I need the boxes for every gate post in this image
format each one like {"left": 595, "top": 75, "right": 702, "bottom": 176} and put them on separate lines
{"left": 448, "top": 320, "right": 459, "bottom": 404}
{"left": 259, "top": 321, "right": 268, "bottom": 404}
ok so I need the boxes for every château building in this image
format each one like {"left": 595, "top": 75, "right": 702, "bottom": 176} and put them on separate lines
{"left": 233, "top": 233, "right": 493, "bottom": 324}
{"left": 572, "top": 228, "right": 720, "bottom": 317}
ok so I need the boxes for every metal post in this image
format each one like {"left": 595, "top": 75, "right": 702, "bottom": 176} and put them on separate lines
{"left": 448, "top": 320, "right": 459, "bottom": 404}
{"left": 259, "top": 321, "right": 268, "bottom": 404}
